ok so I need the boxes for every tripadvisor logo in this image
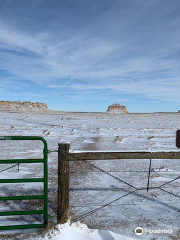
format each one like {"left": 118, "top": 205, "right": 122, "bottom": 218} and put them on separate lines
{"left": 135, "top": 227, "right": 143, "bottom": 235}
{"left": 135, "top": 227, "right": 174, "bottom": 235}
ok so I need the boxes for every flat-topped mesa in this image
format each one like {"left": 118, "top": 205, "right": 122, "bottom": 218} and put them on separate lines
{"left": 107, "top": 103, "right": 128, "bottom": 114}
{"left": 0, "top": 101, "right": 49, "bottom": 111}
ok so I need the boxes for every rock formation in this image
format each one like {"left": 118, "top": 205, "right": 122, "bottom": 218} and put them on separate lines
{"left": 0, "top": 101, "right": 49, "bottom": 111}
{"left": 107, "top": 103, "right": 128, "bottom": 114}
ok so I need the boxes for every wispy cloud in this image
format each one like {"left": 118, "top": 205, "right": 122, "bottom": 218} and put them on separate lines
{"left": 71, "top": 77, "right": 180, "bottom": 102}
{"left": 0, "top": 0, "right": 180, "bottom": 111}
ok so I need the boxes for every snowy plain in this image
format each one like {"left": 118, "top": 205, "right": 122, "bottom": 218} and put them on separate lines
{"left": 0, "top": 111, "right": 179, "bottom": 240}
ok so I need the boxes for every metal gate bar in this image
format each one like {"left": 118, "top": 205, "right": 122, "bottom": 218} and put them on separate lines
{"left": 0, "top": 136, "right": 48, "bottom": 230}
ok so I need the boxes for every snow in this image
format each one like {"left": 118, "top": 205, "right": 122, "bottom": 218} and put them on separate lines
{"left": 0, "top": 111, "right": 179, "bottom": 239}
{"left": 40, "top": 221, "right": 135, "bottom": 240}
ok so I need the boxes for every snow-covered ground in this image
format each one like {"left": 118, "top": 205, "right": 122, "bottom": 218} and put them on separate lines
{"left": 0, "top": 111, "right": 179, "bottom": 240}
{"left": 38, "top": 221, "right": 135, "bottom": 240}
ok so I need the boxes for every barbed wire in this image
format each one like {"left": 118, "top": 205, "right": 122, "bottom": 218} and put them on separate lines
{"left": 71, "top": 200, "right": 180, "bottom": 207}
{"left": 72, "top": 189, "right": 138, "bottom": 222}
{"left": 69, "top": 152, "right": 180, "bottom": 222}
{"left": 70, "top": 170, "right": 176, "bottom": 173}
{"left": 69, "top": 153, "right": 138, "bottom": 190}
{"left": 158, "top": 188, "right": 180, "bottom": 199}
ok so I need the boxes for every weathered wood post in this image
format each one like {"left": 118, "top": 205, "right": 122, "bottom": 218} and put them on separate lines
{"left": 57, "top": 143, "right": 70, "bottom": 223}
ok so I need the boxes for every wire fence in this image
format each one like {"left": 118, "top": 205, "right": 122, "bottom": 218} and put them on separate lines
{"left": 68, "top": 152, "right": 180, "bottom": 223}
{"left": 1, "top": 146, "right": 180, "bottom": 228}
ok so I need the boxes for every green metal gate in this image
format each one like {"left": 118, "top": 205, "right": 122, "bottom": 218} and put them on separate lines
{"left": 0, "top": 136, "right": 48, "bottom": 230}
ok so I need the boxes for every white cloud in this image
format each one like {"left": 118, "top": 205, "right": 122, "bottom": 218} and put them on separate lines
{"left": 71, "top": 77, "right": 180, "bottom": 102}
{"left": 0, "top": 21, "right": 46, "bottom": 54}
{"left": 0, "top": 0, "right": 180, "bottom": 104}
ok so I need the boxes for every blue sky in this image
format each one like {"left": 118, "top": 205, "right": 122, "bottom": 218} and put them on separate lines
{"left": 0, "top": 0, "right": 180, "bottom": 112}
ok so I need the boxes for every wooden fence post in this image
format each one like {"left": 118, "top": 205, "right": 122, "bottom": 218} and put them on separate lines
{"left": 57, "top": 143, "right": 70, "bottom": 223}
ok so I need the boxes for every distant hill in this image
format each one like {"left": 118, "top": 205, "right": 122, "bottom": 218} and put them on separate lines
{"left": 0, "top": 101, "right": 49, "bottom": 112}
{"left": 107, "top": 103, "right": 128, "bottom": 114}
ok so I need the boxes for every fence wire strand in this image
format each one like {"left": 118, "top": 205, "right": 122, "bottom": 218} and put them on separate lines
{"left": 0, "top": 163, "right": 20, "bottom": 173}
